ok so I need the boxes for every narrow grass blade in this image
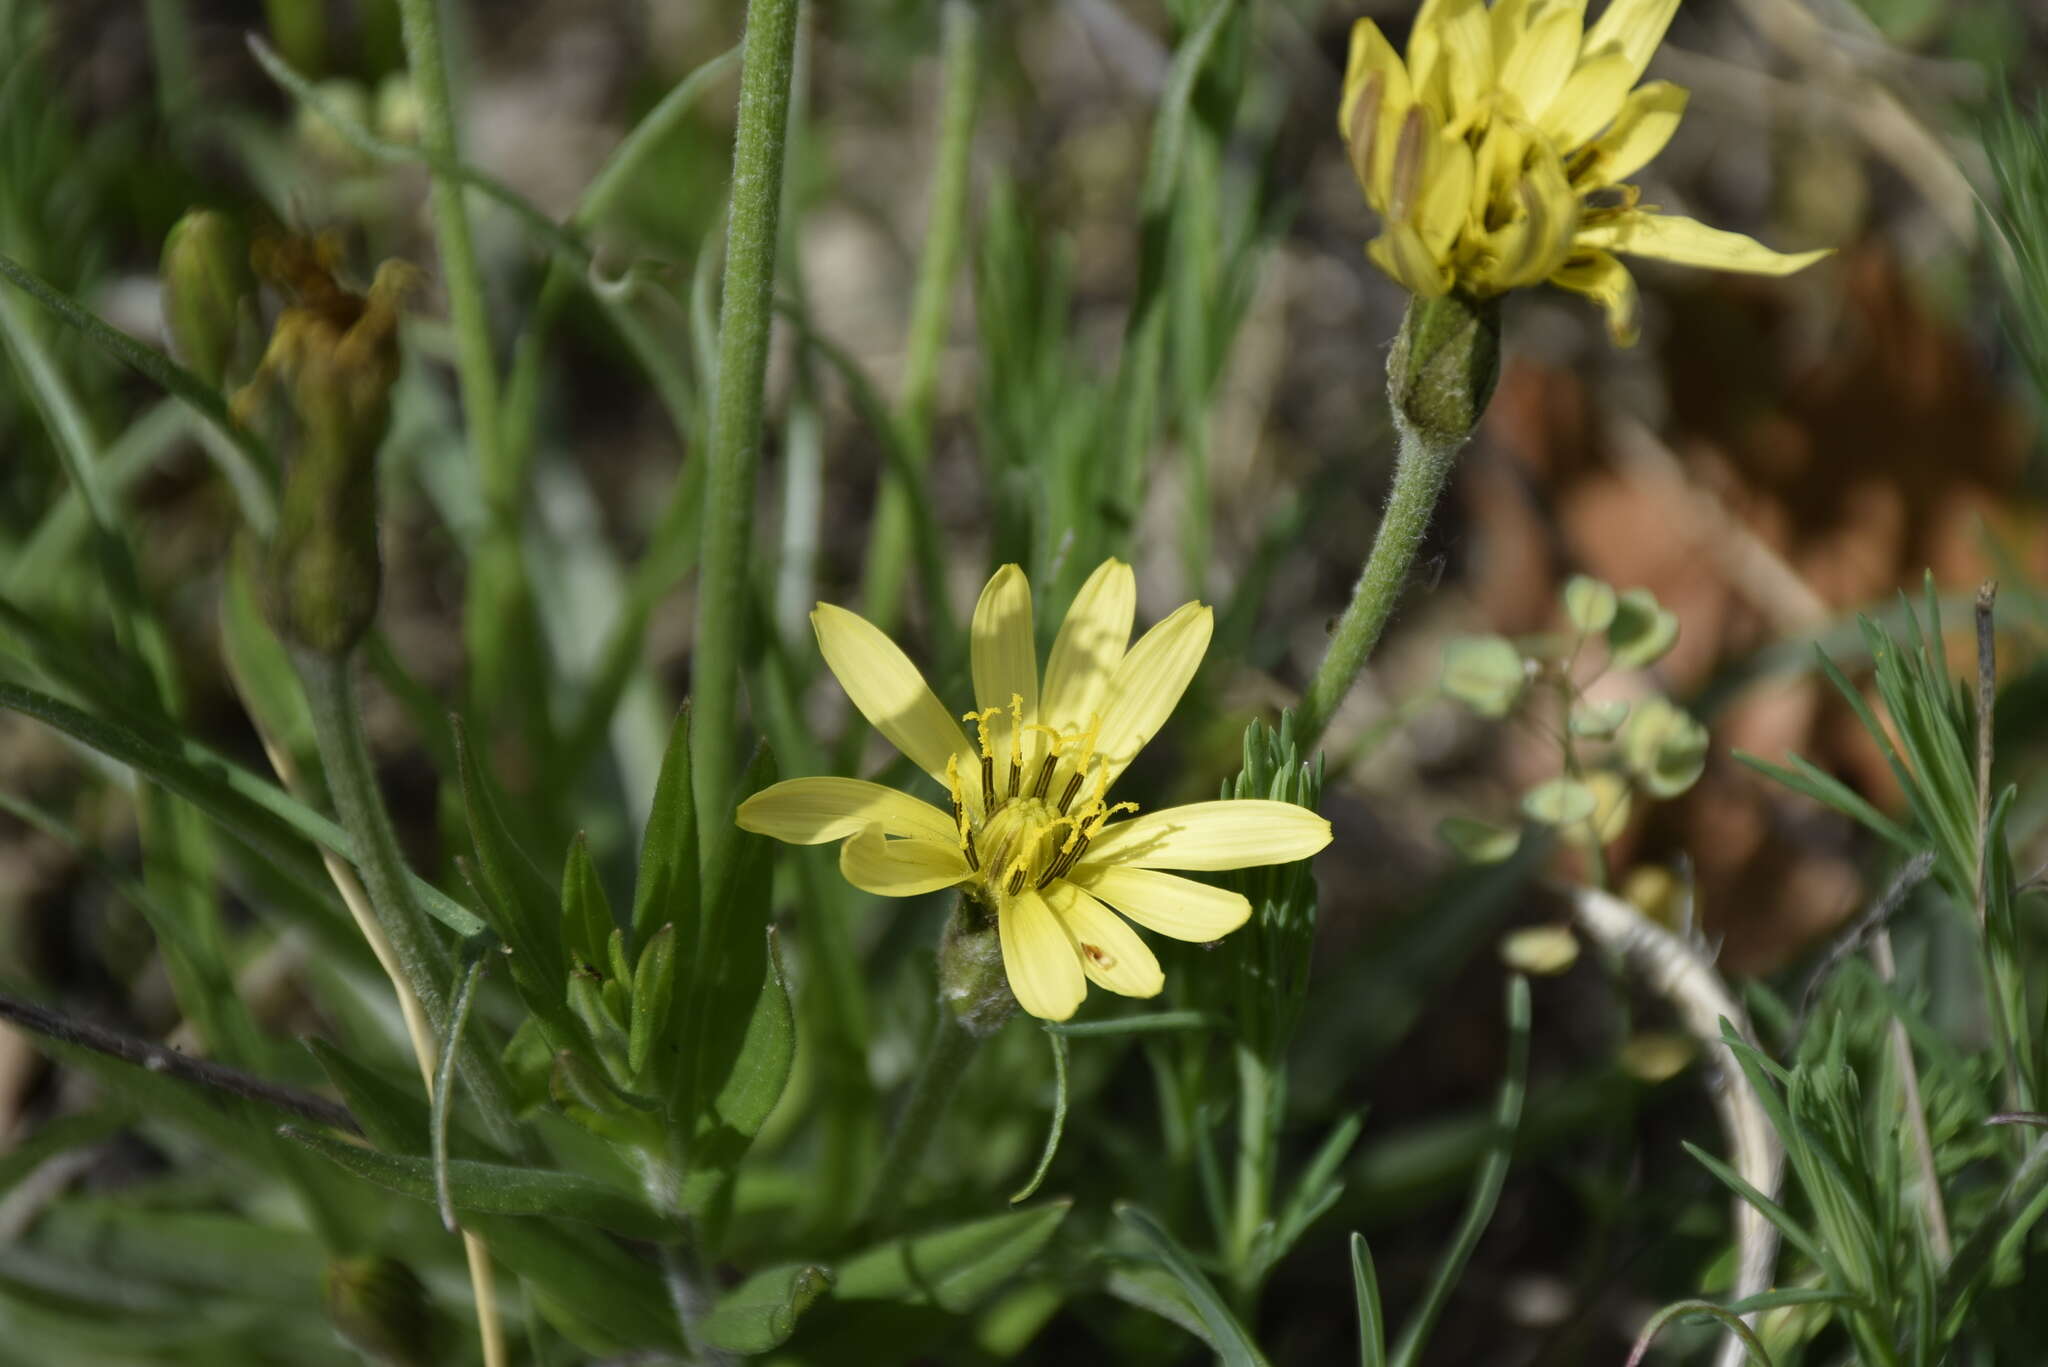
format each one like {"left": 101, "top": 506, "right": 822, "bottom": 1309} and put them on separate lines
{"left": 1011, "top": 1029, "right": 1070, "bottom": 1204}
{"left": 1115, "top": 1202, "right": 1268, "bottom": 1367}
{"left": 1352, "top": 1232, "right": 1387, "bottom": 1367}
{"left": 1388, "top": 974, "right": 1531, "bottom": 1367}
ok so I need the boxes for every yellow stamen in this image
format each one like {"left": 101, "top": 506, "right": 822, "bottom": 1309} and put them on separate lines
{"left": 962, "top": 706, "right": 1001, "bottom": 759}
{"left": 1085, "top": 800, "right": 1139, "bottom": 839}
{"left": 1006, "top": 694, "right": 1025, "bottom": 798}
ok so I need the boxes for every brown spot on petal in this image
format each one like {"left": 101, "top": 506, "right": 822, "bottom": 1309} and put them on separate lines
{"left": 1348, "top": 74, "right": 1385, "bottom": 195}
{"left": 1082, "top": 943, "right": 1116, "bottom": 969}
{"left": 1389, "top": 107, "right": 1427, "bottom": 222}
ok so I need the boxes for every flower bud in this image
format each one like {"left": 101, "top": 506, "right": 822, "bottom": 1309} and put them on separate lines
{"left": 323, "top": 1255, "right": 443, "bottom": 1366}
{"left": 1386, "top": 290, "right": 1500, "bottom": 449}
{"left": 937, "top": 896, "right": 1016, "bottom": 1039}
{"left": 234, "top": 239, "right": 416, "bottom": 655}
{"left": 160, "top": 210, "right": 257, "bottom": 389}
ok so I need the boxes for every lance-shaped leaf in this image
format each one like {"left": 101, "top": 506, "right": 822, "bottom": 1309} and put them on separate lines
{"left": 628, "top": 923, "right": 677, "bottom": 1081}
{"left": 631, "top": 705, "right": 699, "bottom": 950}
{"left": 467, "top": 1213, "right": 683, "bottom": 1354}
{"left": 677, "top": 928, "right": 796, "bottom": 1216}
{"left": 561, "top": 832, "right": 615, "bottom": 970}
{"left": 1115, "top": 1203, "right": 1267, "bottom": 1367}
{"left": 280, "top": 1127, "right": 680, "bottom": 1240}
{"left": 0, "top": 679, "right": 483, "bottom": 936}
{"left": 701, "top": 1262, "right": 834, "bottom": 1353}
{"left": 453, "top": 718, "right": 568, "bottom": 1001}
{"left": 304, "top": 1038, "right": 429, "bottom": 1152}
{"left": 680, "top": 744, "right": 778, "bottom": 1127}
{"left": 833, "top": 1203, "right": 1071, "bottom": 1312}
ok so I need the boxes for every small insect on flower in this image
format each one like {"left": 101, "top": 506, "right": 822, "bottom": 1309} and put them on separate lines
{"left": 738, "top": 560, "right": 1333, "bottom": 1021}
{"left": 1340, "top": 0, "right": 1829, "bottom": 343}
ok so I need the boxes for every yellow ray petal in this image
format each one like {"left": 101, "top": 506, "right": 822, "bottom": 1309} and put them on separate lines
{"left": 1046, "top": 881, "right": 1163, "bottom": 999}
{"left": 1374, "top": 224, "right": 1455, "bottom": 298}
{"left": 1092, "top": 602, "right": 1212, "bottom": 787}
{"left": 1409, "top": 0, "right": 1494, "bottom": 121}
{"left": 1577, "top": 211, "right": 1832, "bottom": 276}
{"left": 1000, "top": 887, "right": 1087, "bottom": 1021}
{"left": 1071, "top": 864, "right": 1253, "bottom": 942}
{"left": 1418, "top": 131, "right": 1475, "bottom": 258}
{"left": 1340, "top": 19, "right": 1416, "bottom": 205}
{"left": 1081, "top": 798, "right": 1333, "bottom": 871}
{"left": 839, "top": 825, "right": 970, "bottom": 898}
{"left": 1575, "top": 81, "right": 1687, "bottom": 188}
{"left": 1489, "top": 139, "right": 1579, "bottom": 289}
{"left": 1539, "top": 50, "right": 1635, "bottom": 150}
{"left": 737, "top": 777, "right": 960, "bottom": 846}
{"left": 971, "top": 563, "right": 1038, "bottom": 715}
{"left": 1497, "top": 1, "right": 1582, "bottom": 124}
{"left": 1581, "top": 0, "right": 1681, "bottom": 89}
{"left": 1041, "top": 558, "right": 1135, "bottom": 733}
{"left": 1487, "top": 0, "right": 1534, "bottom": 60}
{"left": 1549, "top": 249, "right": 1641, "bottom": 345}
{"left": 813, "top": 603, "right": 975, "bottom": 787}
{"left": 970, "top": 563, "right": 1039, "bottom": 767}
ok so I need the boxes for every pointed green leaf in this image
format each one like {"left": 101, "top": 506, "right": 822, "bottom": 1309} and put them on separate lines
{"left": 628, "top": 923, "right": 677, "bottom": 1080}
{"left": 0, "top": 679, "right": 483, "bottom": 936}
{"left": 605, "top": 926, "right": 633, "bottom": 984}
{"left": 560, "top": 832, "right": 614, "bottom": 970}
{"left": 632, "top": 705, "right": 699, "bottom": 950}
{"left": 1352, "top": 1233, "right": 1387, "bottom": 1367}
{"left": 280, "top": 1127, "right": 679, "bottom": 1240}
{"left": 676, "top": 928, "right": 797, "bottom": 1216}
{"left": 452, "top": 718, "right": 566, "bottom": 998}
{"left": 1115, "top": 1203, "right": 1266, "bottom": 1367}
{"left": 701, "top": 1262, "right": 834, "bottom": 1353}
{"left": 710, "top": 926, "right": 795, "bottom": 1135}
{"left": 682, "top": 743, "right": 778, "bottom": 1126}
{"left": 304, "top": 1039, "right": 429, "bottom": 1153}
{"left": 834, "top": 1203, "right": 1071, "bottom": 1312}
{"left": 467, "top": 1214, "right": 683, "bottom": 1353}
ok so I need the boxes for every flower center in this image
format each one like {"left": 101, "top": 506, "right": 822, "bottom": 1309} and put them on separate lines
{"left": 945, "top": 694, "right": 1137, "bottom": 904}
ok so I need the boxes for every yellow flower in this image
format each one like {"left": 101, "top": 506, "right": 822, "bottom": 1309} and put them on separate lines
{"left": 737, "top": 560, "right": 1334, "bottom": 1021}
{"left": 1340, "top": 0, "right": 1828, "bottom": 343}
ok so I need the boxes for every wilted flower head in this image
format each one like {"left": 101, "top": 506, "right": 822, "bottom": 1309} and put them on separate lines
{"left": 1341, "top": 0, "right": 1828, "bottom": 342}
{"left": 738, "top": 560, "right": 1333, "bottom": 1022}
{"left": 233, "top": 234, "right": 418, "bottom": 654}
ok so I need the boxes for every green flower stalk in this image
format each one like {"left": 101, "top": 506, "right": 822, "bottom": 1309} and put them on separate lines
{"left": 1298, "top": 291, "right": 1499, "bottom": 747}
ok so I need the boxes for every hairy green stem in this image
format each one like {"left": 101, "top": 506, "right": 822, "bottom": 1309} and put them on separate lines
{"left": 864, "top": 1005, "right": 982, "bottom": 1228}
{"left": 297, "top": 651, "right": 454, "bottom": 1023}
{"left": 692, "top": 0, "right": 802, "bottom": 856}
{"left": 1299, "top": 292, "right": 1498, "bottom": 747}
{"left": 861, "top": 0, "right": 978, "bottom": 634}
{"left": 395, "top": 0, "right": 505, "bottom": 505}
{"left": 295, "top": 649, "right": 520, "bottom": 1144}
{"left": 1295, "top": 420, "right": 1461, "bottom": 745}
